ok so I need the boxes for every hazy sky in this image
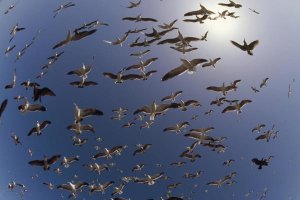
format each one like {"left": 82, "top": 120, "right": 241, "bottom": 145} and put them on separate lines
{"left": 0, "top": 0, "right": 299, "bottom": 199}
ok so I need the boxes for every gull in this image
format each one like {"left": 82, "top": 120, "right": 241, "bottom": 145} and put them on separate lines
{"left": 158, "top": 19, "right": 178, "bottom": 30}
{"left": 111, "top": 113, "right": 127, "bottom": 120}
{"left": 133, "top": 144, "right": 152, "bottom": 156}
{"left": 70, "top": 79, "right": 98, "bottom": 88}
{"left": 251, "top": 86, "right": 260, "bottom": 93}
{"left": 210, "top": 97, "right": 226, "bottom": 106}
{"left": 260, "top": 78, "right": 269, "bottom": 88}
{"left": 201, "top": 31, "right": 209, "bottom": 41}
{"left": 28, "top": 155, "right": 61, "bottom": 170}
{"left": 162, "top": 58, "right": 207, "bottom": 81}
{"left": 218, "top": 0, "right": 242, "bottom": 8}
{"left": 48, "top": 51, "right": 64, "bottom": 60}
{"left": 167, "top": 183, "right": 182, "bottom": 189}
{"left": 4, "top": 69, "right": 16, "bottom": 89}
{"left": 103, "top": 32, "right": 129, "bottom": 47}
{"left": 67, "top": 121, "right": 95, "bottom": 135}
{"left": 129, "top": 37, "right": 158, "bottom": 47}
{"left": 73, "top": 103, "right": 103, "bottom": 123}
{"left": 222, "top": 99, "right": 252, "bottom": 114}
{"left": 184, "top": 4, "right": 215, "bottom": 16}
{"left": 111, "top": 183, "right": 125, "bottom": 196}
{"left": 183, "top": 15, "right": 209, "bottom": 24}
{"left": 53, "top": 29, "right": 97, "bottom": 49}
{"left": 157, "top": 31, "right": 201, "bottom": 45}
{"left": 217, "top": 10, "right": 229, "bottom": 19}
{"left": 92, "top": 145, "right": 125, "bottom": 159}
{"left": 5, "top": 45, "right": 16, "bottom": 56}
{"left": 206, "top": 80, "right": 241, "bottom": 96}
{"left": 170, "top": 161, "right": 186, "bottom": 167}
{"left": 8, "top": 181, "right": 26, "bottom": 191}
{"left": 180, "top": 150, "right": 201, "bottom": 162}
{"left": 255, "top": 126, "right": 278, "bottom": 142}
{"left": 122, "top": 121, "right": 135, "bottom": 128}
{"left": 103, "top": 71, "right": 143, "bottom": 84}
{"left": 288, "top": 84, "right": 292, "bottom": 98}
{"left": 53, "top": 2, "right": 75, "bottom": 18}
{"left": 61, "top": 155, "right": 79, "bottom": 168}
{"left": 252, "top": 156, "right": 273, "bottom": 169}
{"left": 43, "top": 182, "right": 55, "bottom": 190}
{"left": 133, "top": 101, "right": 178, "bottom": 120}
{"left": 132, "top": 164, "right": 145, "bottom": 172}
{"left": 113, "top": 107, "right": 128, "bottom": 115}
{"left": 89, "top": 181, "right": 114, "bottom": 193}
{"left": 183, "top": 171, "right": 203, "bottom": 179}
{"left": 144, "top": 27, "right": 177, "bottom": 39}
{"left": 184, "top": 132, "right": 215, "bottom": 144}
{"left": 125, "top": 28, "right": 147, "bottom": 34}
{"left": 249, "top": 8, "right": 260, "bottom": 14}
{"left": 14, "top": 95, "right": 25, "bottom": 102}
{"left": 231, "top": 39, "right": 259, "bottom": 55}
{"left": 83, "top": 163, "right": 109, "bottom": 175}
{"left": 202, "top": 57, "right": 221, "bottom": 68}
{"left": 204, "top": 109, "right": 214, "bottom": 115}
{"left": 161, "top": 91, "right": 183, "bottom": 102}
{"left": 57, "top": 181, "right": 89, "bottom": 193}
{"left": 190, "top": 127, "right": 215, "bottom": 134}
{"left": 140, "top": 121, "right": 154, "bottom": 129}
{"left": 72, "top": 136, "right": 88, "bottom": 146}
{"left": 74, "top": 20, "right": 109, "bottom": 32}
{"left": 4, "top": 3, "right": 17, "bottom": 15}
{"left": 54, "top": 167, "right": 62, "bottom": 174}
{"left": 36, "top": 71, "right": 48, "bottom": 79}
{"left": 10, "top": 24, "right": 25, "bottom": 42}
{"left": 28, "top": 120, "right": 51, "bottom": 136}
{"left": 134, "top": 172, "right": 164, "bottom": 185}
{"left": 227, "top": 12, "right": 239, "bottom": 18}
{"left": 67, "top": 64, "right": 92, "bottom": 79}
{"left": 174, "top": 100, "right": 201, "bottom": 111}
{"left": 130, "top": 49, "right": 150, "bottom": 58}
{"left": 125, "top": 57, "right": 158, "bottom": 72}
{"left": 163, "top": 122, "right": 190, "bottom": 133}
{"left": 20, "top": 80, "right": 40, "bottom": 90}
{"left": 18, "top": 98, "right": 46, "bottom": 112}
{"left": 122, "top": 14, "right": 158, "bottom": 22}
{"left": 33, "top": 86, "right": 56, "bottom": 102}
{"left": 223, "top": 159, "right": 235, "bottom": 166}
{"left": 170, "top": 46, "right": 198, "bottom": 54}
{"left": 252, "top": 124, "right": 266, "bottom": 133}
{"left": 11, "top": 133, "right": 21, "bottom": 145}
{"left": 124, "top": 0, "right": 142, "bottom": 8}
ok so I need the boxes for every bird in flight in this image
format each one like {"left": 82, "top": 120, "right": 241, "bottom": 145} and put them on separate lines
{"left": 231, "top": 39, "right": 259, "bottom": 55}
{"left": 222, "top": 99, "right": 252, "bottom": 114}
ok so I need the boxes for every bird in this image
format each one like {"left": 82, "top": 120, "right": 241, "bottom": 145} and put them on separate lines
{"left": 184, "top": 132, "right": 215, "bottom": 144}
{"left": 260, "top": 78, "right": 269, "bottom": 88}
{"left": 53, "top": 29, "right": 97, "bottom": 49}
{"left": 67, "top": 121, "right": 95, "bottom": 135}
{"left": 0, "top": 99, "right": 8, "bottom": 120}
{"left": 190, "top": 127, "right": 215, "bottom": 134}
{"left": 249, "top": 8, "right": 260, "bottom": 14}
{"left": 27, "top": 120, "right": 51, "bottom": 136}
{"left": 125, "top": 57, "right": 158, "bottom": 71}
{"left": 67, "top": 64, "right": 92, "bottom": 79}
{"left": 111, "top": 183, "right": 125, "bottom": 196}
{"left": 134, "top": 101, "right": 178, "bottom": 120}
{"left": 18, "top": 98, "right": 46, "bottom": 112}
{"left": 92, "top": 145, "right": 125, "bottom": 159}
{"left": 170, "top": 161, "right": 186, "bottom": 168}
{"left": 32, "top": 86, "right": 56, "bottom": 102}
{"left": 57, "top": 181, "right": 89, "bottom": 193}
{"left": 170, "top": 46, "right": 198, "bottom": 54}
{"left": 252, "top": 156, "right": 273, "bottom": 169}
{"left": 74, "top": 20, "right": 109, "bottom": 32}
{"left": 230, "top": 39, "right": 259, "bottom": 55}
{"left": 223, "top": 159, "right": 235, "bottom": 166}
{"left": 210, "top": 97, "right": 226, "bottom": 106}
{"left": 157, "top": 30, "right": 201, "bottom": 46}
{"left": 130, "top": 49, "right": 150, "bottom": 58}
{"left": 72, "top": 136, "right": 88, "bottom": 146}
{"left": 103, "top": 71, "right": 143, "bottom": 84}
{"left": 163, "top": 122, "right": 190, "bottom": 133}
{"left": 89, "top": 181, "right": 114, "bottom": 193}
{"left": 122, "top": 14, "right": 158, "bottom": 22}
{"left": 28, "top": 155, "right": 61, "bottom": 170}
{"left": 252, "top": 124, "right": 266, "bottom": 133}
{"left": 207, "top": 80, "right": 241, "bottom": 96}
{"left": 251, "top": 86, "right": 260, "bottom": 93}
{"left": 218, "top": 0, "right": 242, "bottom": 8}
{"left": 184, "top": 4, "right": 215, "bottom": 16}
{"left": 180, "top": 150, "right": 201, "bottom": 162}
{"left": 144, "top": 27, "right": 177, "bottom": 39}
{"left": 4, "top": 69, "right": 16, "bottom": 89}
{"left": 70, "top": 79, "right": 98, "bottom": 88}
{"left": 84, "top": 163, "right": 109, "bottom": 175}
{"left": 61, "top": 155, "right": 80, "bottom": 168}
{"left": 134, "top": 172, "right": 164, "bottom": 185}
{"left": 222, "top": 99, "right": 252, "bottom": 114}
{"left": 132, "top": 164, "right": 145, "bottom": 172}
{"left": 174, "top": 100, "right": 201, "bottom": 111}
{"left": 20, "top": 80, "right": 40, "bottom": 90}
{"left": 53, "top": 2, "right": 76, "bottom": 18}
{"left": 43, "top": 182, "right": 55, "bottom": 190}
{"left": 5, "top": 45, "right": 16, "bottom": 56}
{"left": 124, "top": 0, "right": 142, "bottom": 8}
{"left": 158, "top": 19, "right": 178, "bottom": 30}
{"left": 161, "top": 91, "right": 183, "bottom": 102}
{"left": 103, "top": 32, "right": 129, "bottom": 47}
{"left": 10, "top": 24, "right": 25, "bottom": 42}
{"left": 11, "top": 133, "right": 21, "bottom": 145}
{"left": 183, "top": 15, "right": 209, "bottom": 24}
{"left": 202, "top": 57, "right": 221, "bottom": 68}
{"left": 162, "top": 58, "right": 207, "bottom": 81}
{"left": 133, "top": 144, "right": 152, "bottom": 156}
{"left": 73, "top": 103, "right": 103, "bottom": 123}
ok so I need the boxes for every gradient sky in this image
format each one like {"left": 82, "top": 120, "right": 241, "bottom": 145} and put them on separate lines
{"left": 0, "top": 0, "right": 299, "bottom": 199}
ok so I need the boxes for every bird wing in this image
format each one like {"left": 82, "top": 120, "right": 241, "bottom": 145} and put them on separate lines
{"left": 190, "top": 58, "right": 208, "bottom": 66}
{"left": 230, "top": 40, "right": 245, "bottom": 50}
{"left": 72, "top": 29, "right": 97, "bottom": 41}
{"left": 67, "top": 69, "right": 83, "bottom": 76}
{"left": 184, "top": 100, "right": 201, "bottom": 107}
{"left": 40, "top": 120, "right": 51, "bottom": 129}
{"left": 206, "top": 86, "right": 222, "bottom": 92}
{"left": 157, "top": 37, "right": 179, "bottom": 45}
{"left": 183, "top": 18, "right": 199, "bottom": 22}
{"left": 122, "top": 74, "right": 143, "bottom": 80}
{"left": 162, "top": 64, "right": 187, "bottom": 81}
{"left": 152, "top": 172, "right": 164, "bottom": 180}
{"left": 122, "top": 17, "right": 137, "bottom": 21}
{"left": 222, "top": 105, "right": 236, "bottom": 113}
{"left": 184, "top": 10, "right": 202, "bottom": 16}
{"left": 141, "top": 17, "right": 158, "bottom": 22}
{"left": 28, "top": 160, "right": 44, "bottom": 166}
{"left": 75, "top": 182, "right": 89, "bottom": 189}
{"left": 103, "top": 72, "right": 118, "bottom": 80}
{"left": 255, "top": 134, "right": 267, "bottom": 141}
{"left": 48, "top": 155, "right": 61, "bottom": 164}
{"left": 57, "top": 184, "right": 72, "bottom": 191}
{"left": 248, "top": 40, "right": 259, "bottom": 50}
{"left": 157, "top": 103, "right": 179, "bottom": 112}
{"left": 110, "top": 145, "right": 123, "bottom": 154}
{"left": 81, "top": 108, "right": 104, "bottom": 118}
{"left": 27, "top": 104, "right": 46, "bottom": 112}
{"left": 239, "top": 99, "right": 252, "bottom": 107}
{"left": 27, "top": 127, "right": 37, "bottom": 136}
{"left": 0, "top": 99, "right": 8, "bottom": 118}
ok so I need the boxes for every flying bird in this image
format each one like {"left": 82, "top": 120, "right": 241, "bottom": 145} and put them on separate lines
{"left": 218, "top": 0, "right": 242, "bottom": 8}
{"left": 4, "top": 69, "right": 16, "bottom": 89}
{"left": 260, "top": 78, "right": 269, "bottom": 88}
{"left": 184, "top": 4, "right": 215, "bottom": 16}
{"left": 222, "top": 99, "right": 252, "bottom": 114}
{"left": 202, "top": 58, "right": 221, "bottom": 68}
{"left": 28, "top": 155, "right": 61, "bottom": 170}
{"left": 163, "top": 122, "right": 190, "bottom": 133}
{"left": 124, "top": 0, "right": 142, "bottom": 8}
{"left": 122, "top": 14, "right": 158, "bottom": 22}
{"left": 53, "top": 2, "right": 76, "bottom": 18}
{"left": 231, "top": 39, "right": 259, "bottom": 55}
{"left": 27, "top": 120, "right": 51, "bottom": 136}
{"left": 252, "top": 156, "right": 273, "bottom": 169}
{"left": 158, "top": 19, "right": 178, "bottom": 29}
{"left": 33, "top": 86, "right": 56, "bottom": 102}
{"left": 161, "top": 91, "right": 183, "bottom": 102}
{"left": 133, "top": 144, "right": 152, "bottom": 156}
{"left": 134, "top": 172, "right": 164, "bottom": 185}
{"left": 103, "top": 32, "right": 129, "bottom": 47}
{"left": 73, "top": 103, "right": 103, "bottom": 123}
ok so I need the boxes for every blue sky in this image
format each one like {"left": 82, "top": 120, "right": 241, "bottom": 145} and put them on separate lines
{"left": 0, "top": 0, "right": 299, "bottom": 199}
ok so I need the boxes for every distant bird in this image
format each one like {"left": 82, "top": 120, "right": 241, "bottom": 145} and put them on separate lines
{"left": 162, "top": 58, "right": 207, "bottom": 81}
{"left": 134, "top": 101, "right": 178, "bottom": 120}
{"left": 170, "top": 161, "right": 186, "bottom": 168}
{"left": 158, "top": 19, "right": 178, "bottom": 30}
{"left": 133, "top": 144, "right": 152, "bottom": 156}
{"left": 61, "top": 156, "right": 79, "bottom": 168}
{"left": 4, "top": 69, "right": 16, "bottom": 90}
{"left": 183, "top": 15, "right": 209, "bottom": 24}
{"left": 134, "top": 172, "right": 164, "bottom": 185}
{"left": 222, "top": 99, "right": 252, "bottom": 114}
{"left": 140, "top": 121, "right": 154, "bottom": 129}
{"left": 53, "top": 2, "right": 76, "bottom": 18}
{"left": 180, "top": 150, "right": 201, "bottom": 162}
{"left": 92, "top": 145, "right": 125, "bottom": 159}
{"left": 67, "top": 121, "right": 95, "bottom": 135}
{"left": 70, "top": 79, "right": 98, "bottom": 88}
{"left": 33, "top": 86, "right": 56, "bottom": 102}
{"left": 174, "top": 100, "right": 201, "bottom": 111}
{"left": 210, "top": 97, "right": 226, "bottom": 106}
{"left": 28, "top": 120, "right": 51, "bottom": 136}
{"left": 4, "top": 3, "right": 16, "bottom": 15}
{"left": 89, "top": 181, "right": 114, "bottom": 193}
{"left": 73, "top": 103, "right": 103, "bottom": 123}
{"left": 53, "top": 29, "right": 97, "bottom": 49}
{"left": 57, "top": 181, "right": 89, "bottom": 193}
{"left": 161, "top": 91, "right": 183, "bottom": 102}
{"left": 252, "top": 124, "right": 266, "bottom": 133}
{"left": 223, "top": 159, "right": 235, "bottom": 166}
{"left": 144, "top": 27, "right": 177, "bottom": 39}
{"left": 190, "top": 127, "right": 215, "bottom": 134}
{"left": 218, "top": 0, "right": 242, "bottom": 8}
{"left": 122, "top": 121, "right": 135, "bottom": 128}
{"left": 5, "top": 45, "right": 16, "bottom": 55}
{"left": 125, "top": 28, "right": 147, "bottom": 34}
{"left": 184, "top": 4, "right": 215, "bottom": 16}
{"left": 122, "top": 14, "right": 158, "bottom": 22}
{"left": 130, "top": 49, "right": 150, "bottom": 58}
{"left": 10, "top": 24, "right": 25, "bottom": 42}
{"left": 230, "top": 39, "right": 259, "bottom": 55}
{"left": 72, "top": 136, "right": 88, "bottom": 146}
{"left": 43, "top": 182, "right": 55, "bottom": 190}
{"left": 20, "top": 80, "right": 40, "bottom": 90}
{"left": 260, "top": 78, "right": 269, "bottom": 88}
{"left": 167, "top": 183, "right": 182, "bottom": 189}
{"left": 124, "top": 0, "right": 142, "bottom": 8}
{"left": 103, "top": 32, "right": 129, "bottom": 47}
{"left": 202, "top": 57, "right": 221, "bottom": 68}
{"left": 158, "top": 31, "right": 201, "bottom": 46}
{"left": 103, "top": 71, "right": 144, "bottom": 84}
{"left": 28, "top": 155, "right": 61, "bottom": 170}
{"left": 207, "top": 80, "right": 241, "bottom": 96}
{"left": 249, "top": 8, "right": 260, "bottom": 14}
{"left": 251, "top": 86, "right": 260, "bottom": 93}
{"left": 132, "top": 164, "right": 145, "bottom": 172}
{"left": 125, "top": 57, "right": 158, "bottom": 71}
{"left": 11, "top": 133, "right": 21, "bottom": 145}
{"left": 252, "top": 156, "right": 273, "bottom": 169}
{"left": 74, "top": 20, "right": 109, "bottom": 32}
{"left": 18, "top": 98, "right": 46, "bottom": 112}
{"left": 111, "top": 183, "right": 125, "bottom": 196}
{"left": 163, "top": 122, "right": 190, "bottom": 133}
{"left": 67, "top": 64, "right": 92, "bottom": 79}
{"left": 170, "top": 46, "right": 198, "bottom": 54}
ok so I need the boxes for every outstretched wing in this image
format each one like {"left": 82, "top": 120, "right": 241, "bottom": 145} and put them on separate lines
{"left": 162, "top": 64, "right": 187, "bottom": 81}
